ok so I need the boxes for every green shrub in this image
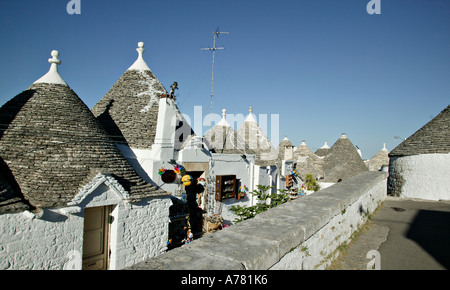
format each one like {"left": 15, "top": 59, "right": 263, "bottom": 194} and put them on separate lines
{"left": 305, "top": 173, "right": 320, "bottom": 192}
{"left": 230, "top": 185, "right": 290, "bottom": 223}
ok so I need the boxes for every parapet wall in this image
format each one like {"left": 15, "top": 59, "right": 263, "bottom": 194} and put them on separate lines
{"left": 129, "top": 171, "right": 388, "bottom": 270}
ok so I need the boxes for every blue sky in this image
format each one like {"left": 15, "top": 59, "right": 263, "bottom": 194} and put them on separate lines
{"left": 0, "top": 0, "right": 449, "bottom": 159}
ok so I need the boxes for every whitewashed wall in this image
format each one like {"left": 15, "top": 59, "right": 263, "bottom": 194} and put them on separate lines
{"left": 112, "top": 197, "right": 172, "bottom": 269}
{"left": 0, "top": 182, "right": 172, "bottom": 270}
{"left": 389, "top": 153, "right": 450, "bottom": 201}
{"left": 0, "top": 208, "right": 84, "bottom": 270}
{"left": 209, "top": 154, "right": 255, "bottom": 223}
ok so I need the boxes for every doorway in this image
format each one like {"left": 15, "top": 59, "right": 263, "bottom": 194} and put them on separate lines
{"left": 82, "top": 206, "right": 111, "bottom": 270}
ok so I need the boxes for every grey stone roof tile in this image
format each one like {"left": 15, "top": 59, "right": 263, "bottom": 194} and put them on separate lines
{"left": 0, "top": 83, "right": 168, "bottom": 212}
{"left": 389, "top": 105, "right": 450, "bottom": 157}
{"left": 323, "top": 134, "right": 368, "bottom": 182}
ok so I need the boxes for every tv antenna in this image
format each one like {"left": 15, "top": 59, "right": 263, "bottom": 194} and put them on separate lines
{"left": 201, "top": 28, "right": 229, "bottom": 129}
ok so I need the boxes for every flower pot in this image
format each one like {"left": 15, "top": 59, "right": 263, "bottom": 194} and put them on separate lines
{"left": 208, "top": 222, "right": 221, "bottom": 231}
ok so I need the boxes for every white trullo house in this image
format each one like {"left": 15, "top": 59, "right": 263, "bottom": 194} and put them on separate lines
{"left": 388, "top": 105, "right": 450, "bottom": 201}
{"left": 0, "top": 50, "right": 171, "bottom": 270}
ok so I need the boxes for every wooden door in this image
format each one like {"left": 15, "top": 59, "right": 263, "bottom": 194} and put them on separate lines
{"left": 82, "top": 206, "right": 111, "bottom": 270}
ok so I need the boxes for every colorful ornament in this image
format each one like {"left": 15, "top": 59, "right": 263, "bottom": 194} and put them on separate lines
{"left": 182, "top": 175, "right": 193, "bottom": 186}
{"left": 158, "top": 168, "right": 166, "bottom": 175}
{"left": 174, "top": 165, "right": 186, "bottom": 175}
{"left": 197, "top": 177, "right": 206, "bottom": 186}
{"left": 238, "top": 185, "right": 248, "bottom": 199}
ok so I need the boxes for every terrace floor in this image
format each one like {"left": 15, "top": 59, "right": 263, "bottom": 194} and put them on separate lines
{"left": 331, "top": 196, "right": 450, "bottom": 270}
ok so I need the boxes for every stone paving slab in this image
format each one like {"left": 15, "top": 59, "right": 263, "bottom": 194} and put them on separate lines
{"left": 339, "top": 222, "right": 389, "bottom": 270}
{"left": 334, "top": 197, "right": 450, "bottom": 270}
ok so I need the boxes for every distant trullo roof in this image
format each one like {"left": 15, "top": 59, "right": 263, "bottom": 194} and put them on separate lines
{"left": 0, "top": 50, "right": 167, "bottom": 213}
{"left": 315, "top": 141, "right": 330, "bottom": 157}
{"left": 323, "top": 133, "right": 368, "bottom": 182}
{"left": 204, "top": 109, "right": 252, "bottom": 155}
{"left": 367, "top": 143, "right": 389, "bottom": 171}
{"left": 293, "top": 140, "right": 324, "bottom": 180}
{"left": 277, "top": 136, "right": 294, "bottom": 162}
{"left": 91, "top": 42, "right": 193, "bottom": 150}
{"left": 237, "top": 107, "right": 278, "bottom": 166}
{"left": 389, "top": 105, "right": 450, "bottom": 157}
{"left": 278, "top": 136, "right": 294, "bottom": 150}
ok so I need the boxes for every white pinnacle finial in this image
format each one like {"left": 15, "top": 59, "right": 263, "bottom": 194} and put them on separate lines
{"left": 245, "top": 106, "right": 257, "bottom": 123}
{"left": 321, "top": 140, "right": 330, "bottom": 149}
{"left": 217, "top": 108, "right": 230, "bottom": 127}
{"left": 382, "top": 143, "right": 388, "bottom": 151}
{"left": 137, "top": 42, "right": 145, "bottom": 57}
{"left": 49, "top": 50, "right": 61, "bottom": 65}
{"left": 34, "top": 50, "right": 67, "bottom": 85}
{"left": 128, "top": 41, "right": 151, "bottom": 71}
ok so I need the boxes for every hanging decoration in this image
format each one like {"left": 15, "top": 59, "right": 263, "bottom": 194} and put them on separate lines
{"left": 158, "top": 168, "right": 166, "bottom": 175}
{"left": 197, "top": 177, "right": 206, "bottom": 186}
{"left": 182, "top": 175, "right": 193, "bottom": 186}
{"left": 174, "top": 165, "right": 186, "bottom": 176}
{"left": 161, "top": 169, "right": 177, "bottom": 183}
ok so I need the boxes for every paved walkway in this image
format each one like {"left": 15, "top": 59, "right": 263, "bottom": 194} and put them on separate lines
{"left": 332, "top": 197, "right": 450, "bottom": 270}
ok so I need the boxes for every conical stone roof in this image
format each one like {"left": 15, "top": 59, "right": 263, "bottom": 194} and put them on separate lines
{"left": 389, "top": 105, "right": 450, "bottom": 157}
{"left": 367, "top": 143, "right": 389, "bottom": 171}
{"left": 0, "top": 50, "right": 167, "bottom": 212}
{"left": 293, "top": 141, "right": 324, "bottom": 180}
{"left": 92, "top": 42, "right": 192, "bottom": 150}
{"left": 204, "top": 109, "right": 252, "bottom": 155}
{"left": 0, "top": 156, "right": 30, "bottom": 213}
{"left": 277, "top": 136, "right": 294, "bottom": 162}
{"left": 323, "top": 133, "right": 368, "bottom": 182}
{"left": 315, "top": 141, "right": 331, "bottom": 157}
{"left": 237, "top": 107, "right": 278, "bottom": 166}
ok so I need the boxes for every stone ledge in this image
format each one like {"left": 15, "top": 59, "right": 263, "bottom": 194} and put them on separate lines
{"left": 128, "top": 171, "right": 388, "bottom": 270}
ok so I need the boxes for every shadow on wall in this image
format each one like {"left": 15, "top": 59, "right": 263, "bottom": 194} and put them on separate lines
{"left": 406, "top": 209, "right": 450, "bottom": 269}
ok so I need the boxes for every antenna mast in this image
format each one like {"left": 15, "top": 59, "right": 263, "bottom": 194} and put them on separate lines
{"left": 201, "top": 29, "right": 229, "bottom": 129}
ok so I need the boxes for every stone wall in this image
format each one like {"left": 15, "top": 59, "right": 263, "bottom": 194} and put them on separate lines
{"left": 0, "top": 196, "right": 172, "bottom": 270}
{"left": 128, "top": 171, "right": 388, "bottom": 270}
{"left": 0, "top": 208, "right": 84, "bottom": 270}
{"left": 388, "top": 153, "right": 450, "bottom": 201}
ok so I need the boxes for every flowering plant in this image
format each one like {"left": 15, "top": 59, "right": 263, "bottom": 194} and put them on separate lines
{"left": 206, "top": 214, "right": 224, "bottom": 225}
{"left": 238, "top": 185, "right": 248, "bottom": 198}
